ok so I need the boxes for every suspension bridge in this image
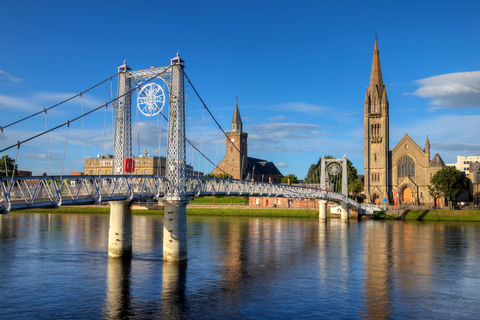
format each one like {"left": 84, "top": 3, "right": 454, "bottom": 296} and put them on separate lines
{"left": 1, "top": 53, "right": 366, "bottom": 261}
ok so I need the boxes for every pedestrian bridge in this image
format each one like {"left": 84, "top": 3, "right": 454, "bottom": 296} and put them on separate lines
{"left": 1, "top": 174, "right": 360, "bottom": 214}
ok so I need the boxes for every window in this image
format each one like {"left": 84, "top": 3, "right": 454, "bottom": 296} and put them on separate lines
{"left": 398, "top": 156, "right": 415, "bottom": 178}
{"left": 106, "top": 170, "right": 109, "bottom": 175}
{"left": 90, "top": 170, "right": 94, "bottom": 175}
{"left": 276, "top": 199, "right": 281, "bottom": 204}
{"left": 144, "top": 169, "right": 148, "bottom": 174}
{"left": 255, "top": 198, "right": 259, "bottom": 204}
{"left": 136, "top": 169, "right": 140, "bottom": 174}
{"left": 98, "top": 170, "right": 102, "bottom": 175}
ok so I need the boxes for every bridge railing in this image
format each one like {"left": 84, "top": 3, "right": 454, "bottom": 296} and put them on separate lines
{"left": 2, "top": 175, "right": 360, "bottom": 214}
{"left": 1, "top": 175, "right": 168, "bottom": 213}
{"left": 185, "top": 177, "right": 360, "bottom": 207}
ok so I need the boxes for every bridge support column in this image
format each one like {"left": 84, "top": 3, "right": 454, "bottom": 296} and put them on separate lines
{"left": 163, "top": 200, "right": 188, "bottom": 261}
{"left": 340, "top": 202, "right": 349, "bottom": 221}
{"left": 108, "top": 200, "right": 132, "bottom": 258}
{"left": 319, "top": 200, "right": 328, "bottom": 221}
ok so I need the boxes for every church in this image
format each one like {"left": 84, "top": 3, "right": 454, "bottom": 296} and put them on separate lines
{"left": 363, "top": 37, "right": 446, "bottom": 206}
{"left": 211, "top": 100, "right": 283, "bottom": 183}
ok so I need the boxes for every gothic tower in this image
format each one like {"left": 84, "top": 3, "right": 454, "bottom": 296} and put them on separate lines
{"left": 364, "top": 37, "right": 390, "bottom": 203}
{"left": 212, "top": 99, "right": 248, "bottom": 179}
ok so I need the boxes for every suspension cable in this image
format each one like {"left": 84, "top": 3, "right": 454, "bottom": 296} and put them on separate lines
{"left": 0, "top": 66, "right": 172, "bottom": 154}
{"left": 44, "top": 109, "right": 52, "bottom": 175}
{"left": 1, "top": 72, "right": 120, "bottom": 130}
{"left": 80, "top": 93, "right": 86, "bottom": 169}
{"left": 1, "top": 127, "right": 7, "bottom": 175}
{"left": 60, "top": 121, "right": 69, "bottom": 180}
{"left": 197, "top": 106, "right": 206, "bottom": 178}
{"left": 184, "top": 72, "right": 252, "bottom": 174}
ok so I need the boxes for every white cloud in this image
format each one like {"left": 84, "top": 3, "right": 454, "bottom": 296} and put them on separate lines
{"left": 0, "top": 70, "right": 23, "bottom": 85}
{"left": 276, "top": 162, "right": 289, "bottom": 168}
{"left": 412, "top": 71, "right": 480, "bottom": 109}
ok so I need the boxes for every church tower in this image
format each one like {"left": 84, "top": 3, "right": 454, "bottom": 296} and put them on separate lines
{"left": 364, "top": 37, "right": 390, "bottom": 203}
{"left": 212, "top": 99, "right": 248, "bottom": 179}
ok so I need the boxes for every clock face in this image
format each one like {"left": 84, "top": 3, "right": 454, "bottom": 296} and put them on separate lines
{"left": 231, "top": 138, "right": 235, "bottom": 143}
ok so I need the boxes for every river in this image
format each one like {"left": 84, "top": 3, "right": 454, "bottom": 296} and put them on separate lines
{"left": 1, "top": 213, "right": 479, "bottom": 319}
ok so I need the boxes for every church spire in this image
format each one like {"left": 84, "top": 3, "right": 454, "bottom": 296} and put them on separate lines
{"left": 369, "top": 36, "right": 384, "bottom": 97}
{"left": 231, "top": 97, "right": 242, "bottom": 132}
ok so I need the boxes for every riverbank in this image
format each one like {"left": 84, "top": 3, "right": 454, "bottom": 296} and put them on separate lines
{"left": 18, "top": 205, "right": 320, "bottom": 218}
{"left": 15, "top": 206, "right": 480, "bottom": 221}
{"left": 374, "top": 209, "right": 480, "bottom": 222}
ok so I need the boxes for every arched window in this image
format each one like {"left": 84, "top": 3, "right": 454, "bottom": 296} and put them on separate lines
{"left": 398, "top": 156, "right": 415, "bottom": 178}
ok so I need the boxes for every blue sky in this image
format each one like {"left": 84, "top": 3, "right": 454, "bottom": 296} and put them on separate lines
{"left": 1, "top": 0, "right": 479, "bottom": 178}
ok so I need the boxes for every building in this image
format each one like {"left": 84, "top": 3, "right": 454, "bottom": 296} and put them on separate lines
{"left": 84, "top": 152, "right": 202, "bottom": 177}
{"left": 212, "top": 100, "right": 283, "bottom": 183}
{"left": 447, "top": 155, "right": 480, "bottom": 175}
{"left": 363, "top": 37, "right": 446, "bottom": 206}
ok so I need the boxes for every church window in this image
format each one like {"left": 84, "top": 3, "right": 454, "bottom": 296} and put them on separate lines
{"left": 398, "top": 156, "right": 415, "bottom": 178}
{"left": 374, "top": 153, "right": 377, "bottom": 162}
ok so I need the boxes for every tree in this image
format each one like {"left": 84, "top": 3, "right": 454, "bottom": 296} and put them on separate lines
{"left": 281, "top": 174, "right": 299, "bottom": 184}
{"left": 0, "top": 155, "right": 18, "bottom": 177}
{"left": 428, "top": 166, "right": 468, "bottom": 209}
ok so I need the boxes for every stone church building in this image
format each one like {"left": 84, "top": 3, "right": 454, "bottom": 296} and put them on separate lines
{"left": 364, "top": 38, "right": 446, "bottom": 206}
{"left": 211, "top": 100, "right": 283, "bottom": 183}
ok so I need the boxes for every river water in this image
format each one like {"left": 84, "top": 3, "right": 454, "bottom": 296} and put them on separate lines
{"left": 1, "top": 213, "right": 479, "bottom": 319}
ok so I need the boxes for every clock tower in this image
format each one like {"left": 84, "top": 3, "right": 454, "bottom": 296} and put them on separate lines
{"left": 212, "top": 99, "right": 248, "bottom": 179}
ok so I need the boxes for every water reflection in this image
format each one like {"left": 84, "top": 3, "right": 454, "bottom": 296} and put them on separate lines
{"left": 105, "top": 257, "right": 132, "bottom": 319}
{"left": 161, "top": 261, "right": 187, "bottom": 319}
{"left": 1, "top": 214, "right": 480, "bottom": 319}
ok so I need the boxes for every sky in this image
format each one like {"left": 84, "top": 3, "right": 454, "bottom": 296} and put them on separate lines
{"left": 0, "top": 0, "right": 479, "bottom": 178}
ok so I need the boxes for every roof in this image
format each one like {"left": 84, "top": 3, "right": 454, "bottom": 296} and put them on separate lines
{"left": 231, "top": 100, "right": 242, "bottom": 126}
{"left": 246, "top": 157, "right": 283, "bottom": 176}
{"left": 368, "top": 37, "right": 384, "bottom": 96}
{"left": 429, "top": 152, "right": 446, "bottom": 167}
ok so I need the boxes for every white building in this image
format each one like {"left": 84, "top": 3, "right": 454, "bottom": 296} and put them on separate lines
{"left": 447, "top": 155, "right": 480, "bottom": 175}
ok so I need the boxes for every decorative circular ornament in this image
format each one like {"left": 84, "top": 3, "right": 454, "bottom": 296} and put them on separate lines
{"left": 328, "top": 163, "right": 341, "bottom": 176}
{"left": 137, "top": 83, "right": 165, "bottom": 117}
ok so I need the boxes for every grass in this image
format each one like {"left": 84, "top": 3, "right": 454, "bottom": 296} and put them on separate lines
{"left": 189, "top": 196, "right": 249, "bottom": 205}
{"left": 17, "top": 205, "right": 320, "bottom": 218}
{"left": 402, "top": 210, "right": 480, "bottom": 221}
{"left": 15, "top": 206, "right": 480, "bottom": 221}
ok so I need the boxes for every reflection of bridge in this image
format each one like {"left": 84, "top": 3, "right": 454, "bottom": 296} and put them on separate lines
{"left": 1, "top": 53, "right": 362, "bottom": 261}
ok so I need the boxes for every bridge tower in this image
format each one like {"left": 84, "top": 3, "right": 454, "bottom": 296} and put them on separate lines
{"left": 113, "top": 62, "right": 133, "bottom": 174}
{"left": 318, "top": 155, "right": 350, "bottom": 221}
{"left": 108, "top": 54, "right": 188, "bottom": 260}
{"left": 163, "top": 53, "right": 189, "bottom": 261}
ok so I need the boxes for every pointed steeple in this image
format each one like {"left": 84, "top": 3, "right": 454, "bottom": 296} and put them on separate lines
{"left": 425, "top": 135, "right": 430, "bottom": 153}
{"left": 365, "top": 36, "right": 388, "bottom": 114}
{"left": 231, "top": 97, "right": 242, "bottom": 132}
{"left": 369, "top": 36, "right": 384, "bottom": 96}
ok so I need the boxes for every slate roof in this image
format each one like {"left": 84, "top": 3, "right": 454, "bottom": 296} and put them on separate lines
{"left": 429, "top": 152, "right": 446, "bottom": 167}
{"left": 246, "top": 157, "right": 283, "bottom": 176}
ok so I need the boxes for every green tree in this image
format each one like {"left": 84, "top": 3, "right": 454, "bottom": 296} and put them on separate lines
{"left": 281, "top": 174, "right": 299, "bottom": 184}
{"left": 428, "top": 166, "right": 468, "bottom": 209}
{"left": 304, "top": 156, "right": 359, "bottom": 196}
{"left": 0, "top": 155, "right": 18, "bottom": 177}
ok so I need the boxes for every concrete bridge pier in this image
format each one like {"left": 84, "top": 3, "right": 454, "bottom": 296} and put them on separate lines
{"left": 340, "top": 202, "right": 349, "bottom": 221}
{"left": 163, "top": 200, "right": 188, "bottom": 261}
{"left": 108, "top": 200, "right": 133, "bottom": 258}
{"left": 319, "top": 200, "right": 328, "bottom": 221}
